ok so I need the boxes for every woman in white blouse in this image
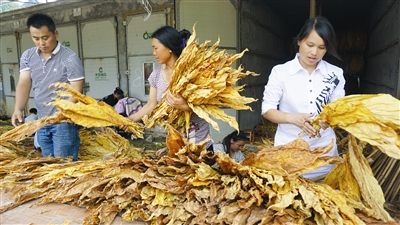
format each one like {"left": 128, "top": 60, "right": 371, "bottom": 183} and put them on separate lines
{"left": 261, "top": 16, "right": 345, "bottom": 180}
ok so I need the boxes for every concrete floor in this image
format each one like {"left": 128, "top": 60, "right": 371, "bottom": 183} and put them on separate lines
{"left": 0, "top": 191, "right": 145, "bottom": 225}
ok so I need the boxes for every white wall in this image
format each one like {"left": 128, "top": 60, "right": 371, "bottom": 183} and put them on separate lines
{"left": 177, "top": 0, "right": 238, "bottom": 143}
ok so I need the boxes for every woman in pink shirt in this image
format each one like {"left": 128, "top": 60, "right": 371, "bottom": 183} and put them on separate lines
{"left": 125, "top": 26, "right": 213, "bottom": 157}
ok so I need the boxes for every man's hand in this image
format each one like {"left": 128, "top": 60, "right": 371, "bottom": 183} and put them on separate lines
{"left": 11, "top": 110, "right": 24, "bottom": 127}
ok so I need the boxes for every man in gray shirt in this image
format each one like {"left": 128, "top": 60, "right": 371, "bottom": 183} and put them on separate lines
{"left": 11, "top": 13, "right": 84, "bottom": 161}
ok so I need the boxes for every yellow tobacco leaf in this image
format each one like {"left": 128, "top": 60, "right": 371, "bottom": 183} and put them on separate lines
{"left": 0, "top": 113, "right": 65, "bottom": 142}
{"left": 347, "top": 134, "right": 394, "bottom": 222}
{"left": 221, "top": 176, "right": 241, "bottom": 200}
{"left": 49, "top": 82, "right": 144, "bottom": 138}
{"left": 242, "top": 138, "right": 344, "bottom": 178}
{"left": 152, "top": 189, "right": 182, "bottom": 207}
{"left": 268, "top": 191, "right": 297, "bottom": 212}
{"left": 78, "top": 129, "right": 121, "bottom": 160}
{"left": 166, "top": 124, "right": 185, "bottom": 158}
{"left": 314, "top": 94, "right": 400, "bottom": 159}
{"left": 0, "top": 145, "right": 19, "bottom": 162}
{"left": 191, "top": 105, "right": 239, "bottom": 132}
{"left": 324, "top": 153, "right": 361, "bottom": 202}
{"left": 196, "top": 162, "right": 220, "bottom": 181}
{"left": 311, "top": 182, "right": 366, "bottom": 225}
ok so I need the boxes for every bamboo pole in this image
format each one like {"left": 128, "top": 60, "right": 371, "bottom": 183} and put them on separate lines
{"left": 370, "top": 151, "right": 384, "bottom": 170}
{"left": 389, "top": 169, "right": 400, "bottom": 202}
{"left": 310, "top": 0, "right": 316, "bottom": 18}
{"left": 378, "top": 158, "right": 396, "bottom": 184}
{"left": 371, "top": 154, "right": 388, "bottom": 176}
{"left": 384, "top": 162, "right": 399, "bottom": 199}
{"left": 317, "top": 3, "right": 322, "bottom": 16}
{"left": 366, "top": 149, "right": 380, "bottom": 162}
{"left": 375, "top": 157, "right": 391, "bottom": 182}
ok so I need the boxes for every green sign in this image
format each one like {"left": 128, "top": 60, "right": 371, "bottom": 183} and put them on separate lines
{"left": 95, "top": 67, "right": 108, "bottom": 81}
{"left": 143, "top": 31, "right": 153, "bottom": 40}
{"left": 62, "top": 41, "right": 70, "bottom": 47}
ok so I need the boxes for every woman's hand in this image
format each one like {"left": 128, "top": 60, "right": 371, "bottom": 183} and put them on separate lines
{"left": 292, "top": 113, "right": 317, "bottom": 137}
{"left": 165, "top": 91, "right": 191, "bottom": 111}
{"left": 119, "top": 124, "right": 129, "bottom": 132}
{"left": 156, "top": 147, "right": 168, "bottom": 158}
{"left": 319, "top": 120, "right": 330, "bottom": 130}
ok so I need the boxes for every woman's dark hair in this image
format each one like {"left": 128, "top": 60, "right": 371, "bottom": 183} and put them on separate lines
{"left": 27, "top": 13, "right": 56, "bottom": 33}
{"left": 114, "top": 87, "right": 124, "bottom": 96}
{"left": 151, "top": 26, "right": 191, "bottom": 58}
{"left": 222, "top": 130, "right": 248, "bottom": 154}
{"left": 294, "top": 16, "right": 341, "bottom": 60}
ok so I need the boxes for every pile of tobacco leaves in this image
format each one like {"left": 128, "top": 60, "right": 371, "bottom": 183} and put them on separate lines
{"left": 1, "top": 24, "right": 399, "bottom": 225}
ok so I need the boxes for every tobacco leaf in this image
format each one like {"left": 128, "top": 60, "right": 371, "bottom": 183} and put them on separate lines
{"left": 242, "top": 138, "right": 344, "bottom": 178}
{"left": 0, "top": 83, "right": 145, "bottom": 143}
{"left": 49, "top": 82, "right": 144, "bottom": 139}
{"left": 324, "top": 153, "right": 361, "bottom": 202}
{"left": 347, "top": 134, "right": 394, "bottom": 222}
{"left": 313, "top": 94, "right": 400, "bottom": 159}
{"left": 0, "top": 113, "right": 65, "bottom": 142}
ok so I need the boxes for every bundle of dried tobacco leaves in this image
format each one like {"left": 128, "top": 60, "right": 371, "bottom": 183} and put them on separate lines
{"left": 312, "top": 94, "right": 399, "bottom": 159}
{"left": 0, "top": 82, "right": 145, "bottom": 143}
{"left": 143, "top": 24, "right": 259, "bottom": 134}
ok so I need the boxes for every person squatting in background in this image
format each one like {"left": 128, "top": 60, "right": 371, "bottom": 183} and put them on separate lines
{"left": 100, "top": 87, "right": 124, "bottom": 107}
{"left": 213, "top": 130, "right": 248, "bottom": 163}
{"left": 12, "top": 13, "right": 84, "bottom": 161}
{"left": 122, "top": 25, "right": 214, "bottom": 157}
{"left": 261, "top": 16, "right": 345, "bottom": 180}
{"left": 24, "top": 107, "right": 38, "bottom": 123}
{"left": 24, "top": 107, "right": 40, "bottom": 150}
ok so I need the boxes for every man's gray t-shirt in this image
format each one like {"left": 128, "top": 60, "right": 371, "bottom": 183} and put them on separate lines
{"left": 19, "top": 42, "right": 84, "bottom": 118}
